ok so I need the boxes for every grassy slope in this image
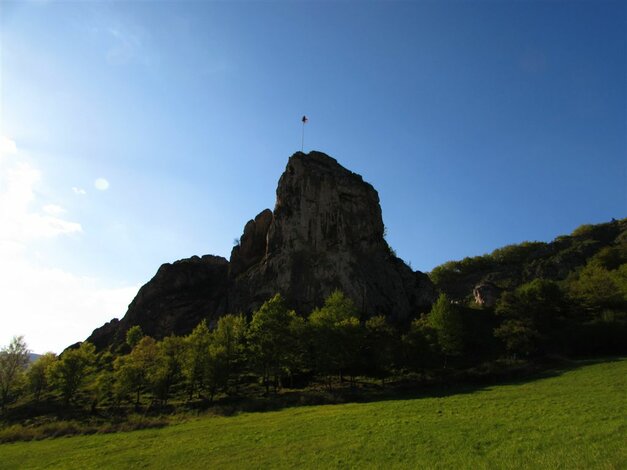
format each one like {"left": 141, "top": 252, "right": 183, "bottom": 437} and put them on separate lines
{"left": 1, "top": 359, "right": 625, "bottom": 469}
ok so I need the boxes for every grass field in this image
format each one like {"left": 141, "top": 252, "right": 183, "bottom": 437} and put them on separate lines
{"left": 1, "top": 359, "right": 625, "bottom": 469}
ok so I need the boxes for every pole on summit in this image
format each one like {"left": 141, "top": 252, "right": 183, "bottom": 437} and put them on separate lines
{"left": 301, "top": 115, "right": 308, "bottom": 152}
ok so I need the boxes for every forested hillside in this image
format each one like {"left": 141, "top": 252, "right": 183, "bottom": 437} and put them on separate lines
{"left": 431, "top": 218, "right": 626, "bottom": 302}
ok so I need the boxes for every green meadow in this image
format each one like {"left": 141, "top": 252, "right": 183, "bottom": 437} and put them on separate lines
{"left": 1, "top": 359, "right": 625, "bottom": 469}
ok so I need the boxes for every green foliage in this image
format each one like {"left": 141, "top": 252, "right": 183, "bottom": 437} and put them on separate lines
{"left": 493, "top": 319, "right": 541, "bottom": 358}
{"left": 2, "top": 360, "right": 625, "bottom": 469}
{"left": 182, "top": 321, "right": 212, "bottom": 400}
{"left": 48, "top": 342, "right": 96, "bottom": 405}
{"left": 363, "top": 316, "right": 396, "bottom": 383}
{"left": 114, "top": 336, "right": 158, "bottom": 406}
{"left": 428, "top": 294, "right": 464, "bottom": 363}
{"left": 494, "top": 279, "right": 565, "bottom": 357}
{"left": 490, "top": 241, "right": 546, "bottom": 264}
{"left": 213, "top": 314, "right": 247, "bottom": 392}
{"left": 430, "top": 219, "right": 626, "bottom": 306}
{"left": 125, "top": 326, "right": 144, "bottom": 349}
{"left": 571, "top": 223, "right": 595, "bottom": 238}
{"left": 26, "top": 353, "right": 56, "bottom": 402}
{"left": 588, "top": 245, "right": 627, "bottom": 270}
{"left": 402, "top": 316, "right": 440, "bottom": 370}
{"left": 309, "top": 291, "right": 363, "bottom": 385}
{"left": 151, "top": 336, "right": 185, "bottom": 405}
{"left": 182, "top": 316, "right": 247, "bottom": 402}
{"left": 0, "top": 336, "right": 30, "bottom": 411}
{"left": 247, "top": 294, "right": 304, "bottom": 393}
{"left": 310, "top": 290, "right": 359, "bottom": 326}
{"left": 204, "top": 343, "right": 228, "bottom": 402}
{"left": 567, "top": 262, "right": 626, "bottom": 313}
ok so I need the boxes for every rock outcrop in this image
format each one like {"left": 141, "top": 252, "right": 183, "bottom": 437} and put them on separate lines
{"left": 473, "top": 282, "right": 502, "bottom": 307}
{"left": 88, "top": 151, "right": 436, "bottom": 350}
{"left": 228, "top": 152, "right": 435, "bottom": 317}
{"left": 89, "top": 255, "right": 229, "bottom": 349}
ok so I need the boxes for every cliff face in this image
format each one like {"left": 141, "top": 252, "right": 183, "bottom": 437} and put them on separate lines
{"left": 228, "top": 152, "right": 435, "bottom": 317}
{"left": 88, "top": 151, "right": 436, "bottom": 350}
{"left": 89, "top": 255, "right": 229, "bottom": 349}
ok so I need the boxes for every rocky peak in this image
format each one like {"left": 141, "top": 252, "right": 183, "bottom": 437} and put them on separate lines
{"left": 87, "top": 151, "right": 435, "bottom": 350}
{"left": 268, "top": 151, "right": 384, "bottom": 255}
{"left": 229, "top": 151, "right": 434, "bottom": 319}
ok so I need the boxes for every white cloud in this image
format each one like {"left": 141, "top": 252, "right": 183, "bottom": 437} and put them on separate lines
{"left": 0, "top": 139, "right": 138, "bottom": 353}
{"left": 72, "top": 186, "right": 87, "bottom": 195}
{"left": 0, "top": 246, "right": 138, "bottom": 353}
{"left": 0, "top": 136, "right": 18, "bottom": 157}
{"left": 94, "top": 178, "right": 109, "bottom": 191}
{"left": 0, "top": 161, "right": 82, "bottom": 242}
{"left": 42, "top": 204, "right": 66, "bottom": 216}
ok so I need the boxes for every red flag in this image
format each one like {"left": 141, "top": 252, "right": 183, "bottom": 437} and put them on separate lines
{"left": 302, "top": 115, "right": 308, "bottom": 123}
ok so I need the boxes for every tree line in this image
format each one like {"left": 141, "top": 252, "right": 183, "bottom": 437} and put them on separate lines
{"left": 1, "top": 243, "right": 625, "bottom": 413}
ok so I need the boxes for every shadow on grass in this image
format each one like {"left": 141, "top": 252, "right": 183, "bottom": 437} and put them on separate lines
{"left": 1, "top": 356, "right": 622, "bottom": 442}
{"left": 201, "top": 356, "right": 624, "bottom": 417}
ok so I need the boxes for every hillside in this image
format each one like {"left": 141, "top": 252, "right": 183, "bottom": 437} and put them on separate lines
{"left": 430, "top": 218, "right": 627, "bottom": 303}
{"left": 2, "top": 358, "right": 625, "bottom": 469}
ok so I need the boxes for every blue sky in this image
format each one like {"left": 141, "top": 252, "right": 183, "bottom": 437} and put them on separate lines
{"left": 1, "top": 1, "right": 625, "bottom": 353}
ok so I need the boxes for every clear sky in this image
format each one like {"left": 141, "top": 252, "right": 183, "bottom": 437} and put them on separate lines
{"left": 1, "top": 1, "right": 625, "bottom": 353}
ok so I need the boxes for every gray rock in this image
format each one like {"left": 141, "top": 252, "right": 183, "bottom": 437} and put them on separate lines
{"left": 87, "top": 151, "right": 436, "bottom": 349}
{"left": 473, "top": 282, "right": 502, "bottom": 307}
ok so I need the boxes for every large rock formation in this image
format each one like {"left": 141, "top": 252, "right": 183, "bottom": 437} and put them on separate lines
{"left": 88, "top": 151, "right": 436, "bottom": 350}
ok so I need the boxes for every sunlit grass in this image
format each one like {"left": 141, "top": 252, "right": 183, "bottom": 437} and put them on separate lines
{"left": 1, "top": 359, "right": 625, "bottom": 469}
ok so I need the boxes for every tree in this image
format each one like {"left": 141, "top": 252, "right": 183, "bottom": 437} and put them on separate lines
{"left": 568, "top": 263, "right": 626, "bottom": 315}
{"left": 213, "top": 314, "right": 247, "bottom": 393}
{"left": 493, "top": 318, "right": 541, "bottom": 358}
{"left": 183, "top": 321, "right": 212, "bottom": 400}
{"left": 126, "top": 326, "right": 144, "bottom": 349}
{"left": 48, "top": 342, "right": 96, "bottom": 405}
{"left": 150, "top": 335, "right": 184, "bottom": 406}
{"left": 309, "top": 291, "right": 363, "bottom": 387}
{"left": 247, "top": 294, "right": 303, "bottom": 394}
{"left": 0, "top": 336, "right": 30, "bottom": 411}
{"left": 27, "top": 352, "right": 57, "bottom": 402}
{"left": 114, "top": 336, "right": 158, "bottom": 407}
{"left": 364, "top": 316, "right": 396, "bottom": 386}
{"left": 428, "top": 294, "right": 464, "bottom": 367}
{"left": 494, "top": 279, "right": 565, "bottom": 357}
{"left": 204, "top": 343, "right": 228, "bottom": 402}
{"left": 402, "top": 315, "right": 440, "bottom": 371}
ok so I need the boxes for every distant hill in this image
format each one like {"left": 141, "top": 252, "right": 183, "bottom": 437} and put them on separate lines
{"left": 429, "top": 218, "right": 626, "bottom": 304}
{"left": 28, "top": 353, "right": 41, "bottom": 364}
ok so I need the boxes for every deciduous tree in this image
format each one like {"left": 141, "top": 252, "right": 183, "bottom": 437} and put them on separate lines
{"left": 247, "top": 294, "right": 303, "bottom": 394}
{"left": 0, "top": 336, "right": 30, "bottom": 411}
{"left": 48, "top": 342, "right": 96, "bottom": 405}
{"left": 309, "top": 291, "right": 363, "bottom": 387}
{"left": 428, "top": 294, "right": 464, "bottom": 367}
{"left": 27, "top": 352, "right": 56, "bottom": 402}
